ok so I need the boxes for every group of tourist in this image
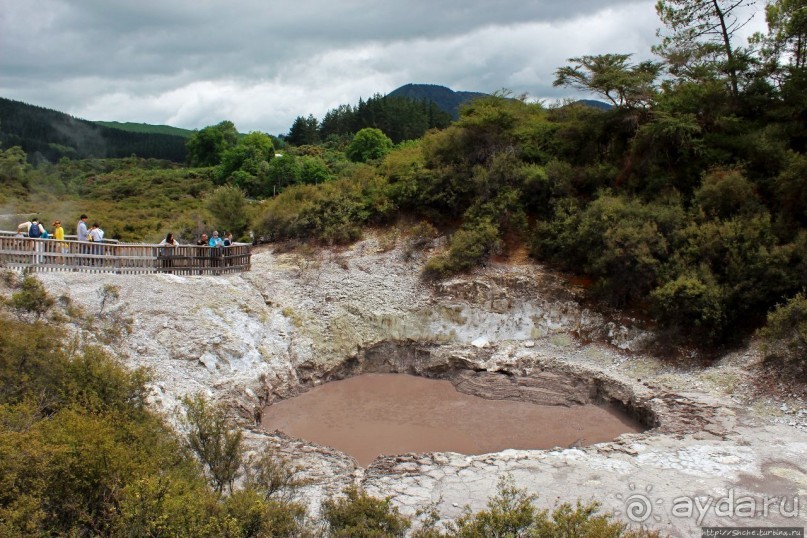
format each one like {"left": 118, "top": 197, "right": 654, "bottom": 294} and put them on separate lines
{"left": 155, "top": 230, "right": 239, "bottom": 271}
{"left": 11, "top": 215, "right": 244, "bottom": 272}
{"left": 156, "top": 230, "right": 235, "bottom": 248}
{"left": 16, "top": 214, "right": 104, "bottom": 244}
{"left": 17, "top": 215, "right": 237, "bottom": 248}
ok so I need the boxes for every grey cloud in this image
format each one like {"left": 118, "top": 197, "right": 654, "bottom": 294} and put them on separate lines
{"left": 0, "top": 0, "right": 667, "bottom": 134}
{"left": 3, "top": 0, "right": 651, "bottom": 78}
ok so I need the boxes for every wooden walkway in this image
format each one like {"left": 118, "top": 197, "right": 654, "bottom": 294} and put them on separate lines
{"left": 0, "top": 234, "right": 251, "bottom": 275}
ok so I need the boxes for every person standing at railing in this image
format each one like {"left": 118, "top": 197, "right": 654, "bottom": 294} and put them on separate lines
{"left": 159, "top": 232, "right": 179, "bottom": 247}
{"left": 76, "top": 214, "right": 89, "bottom": 265}
{"left": 208, "top": 230, "right": 224, "bottom": 247}
{"left": 52, "top": 220, "right": 66, "bottom": 263}
{"left": 158, "top": 232, "right": 180, "bottom": 270}
{"left": 89, "top": 223, "right": 104, "bottom": 266}
{"left": 28, "top": 218, "right": 45, "bottom": 263}
{"left": 17, "top": 220, "right": 33, "bottom": 237}
{"left": 28, "top": 218, "right": 44, "bottom": 239}
{"left": 208, "top": 231, "right": 224, "bottom": 271}
{"left": 223, "top": 232, "right": 234, "bottom": 267}
{"left": 77, "top": 214, "right": 89, "bottom": 241}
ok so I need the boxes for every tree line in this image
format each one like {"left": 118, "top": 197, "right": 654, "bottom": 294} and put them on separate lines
{"left": 287, "top": 93, "right": 453, "bottom": 146}
{"left": 0, "top": 98, "right": 187, "bottom": 163}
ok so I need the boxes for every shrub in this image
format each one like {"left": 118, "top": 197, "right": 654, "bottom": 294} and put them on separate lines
{"left": 205, "top": 184, "right": 249, "bottom": 236}
{"left": 253, "top": 174, "right": 394, "bottom": 244}
{"left": 448, "top": 476, "right": 538, "bottom": 537}
{"left": 533, "top": 500, "right": 659, "bottom": 537}
{"left": 0, "top": 315, "right": 316, "bottom": 537}
{"left": 448, "top": 476, "right": 658, "bottom": 538}
{"left": 244, "top": 448, "right": 307, "bottom": 502}
{"left": 321, "top": 485, "right": 411, "bottom": 538}
{"left": 404, "top": 220, "right": 438, "bottom": 259}
{"left": 534, "top": 194, "right": 685, "bottom": 306}
{"left": 347, "top": 128, "right": 394, "bottom": 163}
{"left": 423, "top": 220, "right": 500, "bottom": 279}
{"left": 7, "top": 275, "right": 54, "bottom": 320}
{"left": 674, "top": 214, "right": 800, "bottom": 333}
{"left": 181, "top": 394, "right": 244, "bottom": 495}
{"left": 773, "top": 151, "right": 807, "bottom": 231}
{"left": 694, "top": 167, "right": 761, "bottom": 220}
{"left": 220, "top": 488, "right": 312, "bottom": 538}
{"left": 650, "top": 271, "right": 726, "bottom": 344}
{"left": 759, "top": 292, "right": 807, "bottom": 378}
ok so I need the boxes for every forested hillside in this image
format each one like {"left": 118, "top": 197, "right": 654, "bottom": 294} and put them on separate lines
{"left": 94, "top": 121, "right": 194, "bottom": 138}
{"left": 0, "top": 98, "right": 187, "bottom": 163}
{"left": 387, "top": 83, "right": 489, "bottom": 119}
{"left": 286, "top": 92, "right": 452, "bottom": 146}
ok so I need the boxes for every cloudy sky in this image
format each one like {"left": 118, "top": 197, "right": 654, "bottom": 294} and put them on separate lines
{"left": 0, "top": 0, "right": 768, "bottom": 135}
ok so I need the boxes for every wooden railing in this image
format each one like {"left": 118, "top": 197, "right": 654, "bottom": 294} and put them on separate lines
{"left": 0, "top": 235, "right": 251, "bottom": 275}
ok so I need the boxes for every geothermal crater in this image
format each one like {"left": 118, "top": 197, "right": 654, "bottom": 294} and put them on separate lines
{"left": 262, "top": 372, "right": 645, "bottom": 466}
{"left": 259, "top": 341, "right": 673, "bottom": 467}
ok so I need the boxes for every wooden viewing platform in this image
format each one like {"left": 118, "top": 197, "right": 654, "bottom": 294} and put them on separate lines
{"left": 0, "top": 232, "right": 251, "bottom": 275}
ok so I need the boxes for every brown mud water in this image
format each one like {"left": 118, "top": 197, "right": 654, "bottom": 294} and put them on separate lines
{"left": 262, "top": 373, "right": 644, "bottom": 467}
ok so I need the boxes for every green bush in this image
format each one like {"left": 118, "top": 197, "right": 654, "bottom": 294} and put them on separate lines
{"left": 534, "top": 194, "right": 685, "bottom": 306}
{"left": 404, "top": 220, "right": 438, "bottom": 259}
{"left": 0, "top": 315, "right": 211, "bottom": 536}
{"left": 773, "top": 152, "right": 807, "bottom": 232}
{"left": 694, "top": 167, "right": 761, "bottom": 220}
{"left": 220, "top": 488, "right": 312, "bottom": 537}
{"left": 347, "top": 128, "right": 394, "bottom": 163}
{"left": 253, "top": 173, "right": 394, "bottom": 244}
{"left": 7, "top": 275, "right": 54, "bottom": 320}
{"left": 322, "top": 485, "right": 411, "bottom": 538}
{"left": 673, "top": 215, "right": 801, "bottom": 333}
{"left": 447, "top": 476, "right": 659, "bottom": 538}
{"left": 205, "top": 184, "right": 250, "bottom": 236}
{"left": 182, "top": 394, "right": 244, "bottom": 495}
{"left": 759, "top": 292, "right": 807, "bottom": 378}
{"left": 650, "top": 271, "right": 726, "bottom": 343}
{"left": 424, "top": 220, "right": 500, "bottom": 279}
{"left": 448, "top": 476, "right": 538, "bottom": 537}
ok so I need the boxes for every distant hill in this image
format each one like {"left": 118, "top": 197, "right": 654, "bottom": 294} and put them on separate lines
{"left": 575, "top": 99, "right": 613, "bottom": 110}
{"left": 0, "top": 97, "right": 187, "bottom": 163}
{"left": 387, "top": 84, "right": 488, "bottom": 119}
{"left": 94, "top": 121, "right": 193, "bottom": 139}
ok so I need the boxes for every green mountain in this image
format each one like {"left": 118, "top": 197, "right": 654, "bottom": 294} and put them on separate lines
{"left": 575, "top": 99, "right": 613, "bottom": 110}
{"left": 94, "top": 121, "right": 194, "bottom": 138}
{"left": 0, "top": 97, "right": 187, "bottom": 163}
{"left": 387, "top": 84, "right": 488, "bottom": 119}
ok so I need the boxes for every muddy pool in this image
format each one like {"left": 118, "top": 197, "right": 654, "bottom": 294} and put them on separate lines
{"left": 262, "top": 373, "right": 644, "bottom": 466}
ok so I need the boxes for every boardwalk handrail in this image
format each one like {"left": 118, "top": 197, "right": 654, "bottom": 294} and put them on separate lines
{"left": 0, "top": 230, "right": 120, "bottom": 244}
{"left": 0, "top": 234, "right": 251, "bottom": 276}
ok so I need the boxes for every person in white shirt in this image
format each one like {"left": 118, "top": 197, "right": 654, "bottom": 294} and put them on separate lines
{"left": 89, "top": 223, "right": 105, "bottom": 265}
{"left": 89, "top": 223, "right": 104, "bottom": 243}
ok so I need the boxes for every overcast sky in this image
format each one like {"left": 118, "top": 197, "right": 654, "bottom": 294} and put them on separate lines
{"left": 0, "top": 0, "right": 768, "bottom": 136}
